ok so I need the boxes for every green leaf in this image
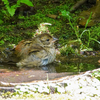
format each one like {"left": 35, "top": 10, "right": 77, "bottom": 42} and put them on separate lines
{"left": 2, "top": 0, "right": 9, "bottom": 5}
{"left": 7, "top": 6, "right": 16, "bottom": 16}
{"left": 61, "top": 10, "right": 70, "bottom": 17}
{"left": 0, "top": 19, "right": 4, "bottom": 24}
{"left": 61, "top": 10, "right": 71, "bottom": 20}
{"left": 61, "top": 10, "right": 67, "bottom": 16}
{"left": 85, "top": 12, "right": 92, "bottom": 29}
{"left": 20, "top": 0, "right": 34, "bottom": 7}
{"left": 0, "top": 40, "right": 5, "bottom": 45}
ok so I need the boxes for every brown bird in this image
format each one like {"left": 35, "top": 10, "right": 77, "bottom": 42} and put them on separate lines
{"left": 15, "top": 33, "right": 57, "bottom": 68}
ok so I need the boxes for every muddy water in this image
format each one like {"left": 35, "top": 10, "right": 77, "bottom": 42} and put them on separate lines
{"left": 0, "top": 54, "right": 100, "bottom": 83}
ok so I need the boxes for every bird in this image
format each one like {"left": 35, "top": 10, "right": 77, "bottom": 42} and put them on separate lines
{"left": 14, "top": 33, "right": 57, "bottom": 68}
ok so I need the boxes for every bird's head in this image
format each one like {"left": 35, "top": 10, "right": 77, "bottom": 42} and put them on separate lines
{"left": 38, "top": 33, "right": 57, "bottom": 46}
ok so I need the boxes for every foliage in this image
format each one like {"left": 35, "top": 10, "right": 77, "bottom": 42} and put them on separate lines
{"left": 0, "top": 40, "right": 5, "bottom": 45}
{"left": 0, "top": 0, "right": 33, "bottom": 45}
{"left": 0, "top": 0, "right": 100, "bottom": 52}
{"left": 60, "top": 45, "right": 76, "bottom": 56}
{"left": 2, "top": 0, "right": 33, "bottom": 16}
{"left": 60, "top": 10, "right": 100, "bottom": 55}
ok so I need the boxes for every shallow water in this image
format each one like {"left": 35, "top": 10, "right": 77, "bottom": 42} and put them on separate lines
{"left": 0, "top": 54, "right": 100, "bottom": 83}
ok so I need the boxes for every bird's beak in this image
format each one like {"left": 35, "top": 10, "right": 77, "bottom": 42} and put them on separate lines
{"left": 52, "top": 37, "right": 58, "bottom": 43}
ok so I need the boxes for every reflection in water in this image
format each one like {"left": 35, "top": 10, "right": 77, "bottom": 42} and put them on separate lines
{"left": 0, "top": 61, "right": 100, "bottom": 73}
{"left": 55, "top": 62, "right": 99, "bottom": 73}
{"left": 40, "top": 65, "right": 57, "bottom": 73}
{"left": 0, "top": 59, "right": 100, "bottom": 83}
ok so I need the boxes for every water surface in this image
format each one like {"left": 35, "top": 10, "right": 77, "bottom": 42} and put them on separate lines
{"left": 0, "top": 54, "right": 100, "bottom": 83}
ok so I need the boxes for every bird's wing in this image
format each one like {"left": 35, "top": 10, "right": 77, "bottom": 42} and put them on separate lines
{"left": 28, "top": 44, "right": 48, "bottom": 59}
{"left": 28, "top": 44, "right": 44, "bottom": 53}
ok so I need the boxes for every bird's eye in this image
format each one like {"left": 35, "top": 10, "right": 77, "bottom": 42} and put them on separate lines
{"left": 46, "top": 39, "right": 49, "bottom": 41}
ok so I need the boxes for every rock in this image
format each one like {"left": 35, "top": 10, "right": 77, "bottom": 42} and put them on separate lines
{"left": 78, "top": 1, "right": 100, "bottom": 27}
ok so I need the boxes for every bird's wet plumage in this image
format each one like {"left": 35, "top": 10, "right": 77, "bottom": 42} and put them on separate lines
{"left": 15, "top": 33, "right": 56, "bottom": 68}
